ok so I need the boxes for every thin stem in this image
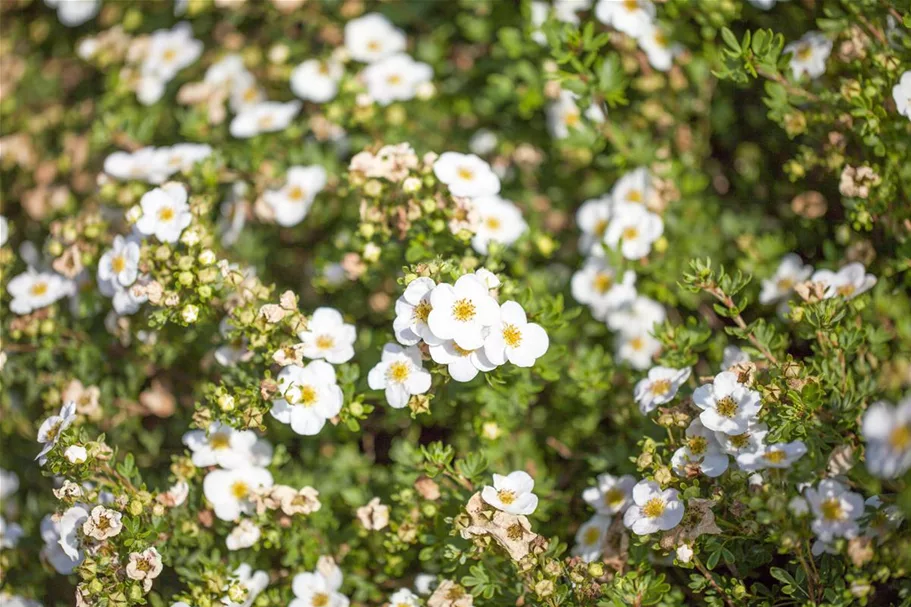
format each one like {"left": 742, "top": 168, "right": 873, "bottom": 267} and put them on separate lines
{"left": 756, "top": 67, "right": 820, "bottom": 103}
{"left": 705, "top": 285, "right": 780, "bottom": 365}
{"left": 692, "top": 555, "right": 737, "bottom": 607}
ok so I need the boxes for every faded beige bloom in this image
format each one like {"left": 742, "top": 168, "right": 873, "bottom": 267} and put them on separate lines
{"left": 428, "top": 580, "right": 474, "bottom": 607}
{"left": 156, "top": 481, "right": 189, "bottom": 508}
{"left": 458, "top": 492, "right": 540, "bottom": 562}
{"left": 125, "top": 546, "right": 163, "bottom": 591}
{"left": 259, "top": 303, "right": 288, "bottom": 323}
{"left": 82, "top": 505, "right": 123, "bottom": 540}
{"left": 62, "top": 379, "right": 101, "bottom": 419}
{"left": 356, "top": 497, "right": 390, "bottom": 531}
{"left": 839, "top": 165, "right": 880, "bottom": 199}
{"left": 53, "top": 480, "right": 84, "bottom": 500}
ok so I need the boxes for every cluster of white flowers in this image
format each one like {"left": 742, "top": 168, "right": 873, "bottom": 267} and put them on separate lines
{"left": 761, "top": 254, "right": 877, "bottom": 304}
{"left": 96, "top": 235, "right": 148, "bottom": 316}
{"left": 290, "top": 558, "right": 350, "bottom": 607}
{"left": 784, "top": 31, "right": 833, "bottom": 80}
{"left": 862, "top": 396, "right": 911, "bottom": 479}
{"left": 530, "top": 0, "right": 594, "bottom": 45}
{"left": 204, "top": 54, "right": 264, "bottom": 114}
{"left": 7, "top": 269, "right": 74, "bottom": 316}
{"left": 104, "top": 143, "right": 212, "bottom": 184}
{"left": 137, "top": 23, "right": 203, "bottom": 105}
{"left": 371, "top": 269, "right": 549, "bottom": 405}
{"left": 595, "top": 0, "right": 681, "bottom": 71}
{"left": 571, "top": 169, "right": 667, "bottom": 369}
{"left": 270, "top": 307, "right": 355, "bottom": 435}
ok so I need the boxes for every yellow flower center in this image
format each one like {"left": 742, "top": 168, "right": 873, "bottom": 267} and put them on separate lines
{"left": 366, "top": 40, "right": 382, "bottom": 52}
{"left": 452, "top": 298, "right": 477, "bottom": 322}
{"left": 626, "top": 189, "right": 643, "bottom": 203}
{"left": 111, "top": 255, "right": 126, "bottom": 274}
{"left": 457, "top": 167, "right": 474, "bottom": 181}
{"left": 889, "top": 425, "right": 911, "bottom": 451}
{"left": 654, "top": 31, "right": 669, "bottom": 48}
{"left": 315, "top": 334, "right": 335, "bottom": 350}
{"left": 485, "top": 216, "right": 501, "bottom": 230}
{"left": 30, "top": 282, "right": 49, "bottom": 296}
{"left": 629, "top": 337, "right": 644, "bottom": 351}
{"left": 763, "top": 449, "right": 787, "bottom": 464}
{"left": 163, "top": 48, "right": 177, "bottom": 62}
{"left": 836, "top": 284, "right": 856, "bottom": 297}
{"left": 386, "top": 73, "right": 403, "bottom": 85}
{"left": 593, "top": 272, "right": 613, "bottom": 294}
{"left": 716, "top": 396, "right": 738, "bottom": 418}
{"left": 729, "top": 432, "right": 750, "bottom": 449}
{"left": 650, "top": 379, "right": 672, "bottom": 396}
{"left": 797, "top": 45, "right": 813, "bottom": 61}
{"left": 412, "top": 300, "right": 432, "bottom": 323}
{"left": 594, "top": 219, "right": 608, "bottom": 237}
{"left": 623, "top": 0, "right": 638, "bottom": 11}
{"left": 497, "top": 489, "right": 516, "bottom": 505}
{"left": 604, "top": 487, "right": 625, "bottom": 507}
{"left": 158, "top": 206, "right": 175, "bottom": 221}
{"left": 687, "top": 436, "right": 707, "bottom": 456}
{"left": 622, "top": 226, "right": 640, "bottom": 240}
{"left": 297, "top": 385, "right": 318, "bottom": 407}
{"left": 210, "top": 432, "right": 231, "bottom": 450}
{"left": 820, "top": 498, "right": 844, "bottom": 521}
{"left": 642, "top": 497, "right": 665, "bottom": 518}
{"left": 386, "top": 361, "right": 411, "bottom": 383}
{"left": 243, "top": 86, "right": 258, "bottom": 102}
{"left": 44, "top": 421, "right": 61, "bottom": 442}
{"left": 583, "top": 526, "right": 601, "bottom": 545}
{"left": 502, "top": 324, "right": 522, "bottom": 348}
{"left": 453, "top": 344, "right": 472, "bottom": 357}
{"left": 258, "top": 115, "right": 275, "bottom": 129}
{"left": 231, "top": 481, "right": 250, "bottom": 500}
{"left": 318, "top": 63, "right": 330, "bottom": 76}
{"left": 564, "top": 111, "right": 580, "bottom": 127}
{"left": 288, "top": 185, "right": 306, "bottom": 201}
{"left": 311, "top": 593, "right": 329, "bottom": 607}
{"left": 777, "top": 277, "right": 794, "bottom": 291}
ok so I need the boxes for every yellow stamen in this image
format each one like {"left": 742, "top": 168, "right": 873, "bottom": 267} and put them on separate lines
{"left": 386, "top": 361, "right": 411, "bottom": 383}
{"left": 642, "top": 497, "right": 665, "bottom": 518}
{"left": 452, "top": 299, "right": 477, "bottom": 322}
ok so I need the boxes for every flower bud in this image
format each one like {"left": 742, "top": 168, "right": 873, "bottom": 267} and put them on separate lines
{"left": 65, "top": 445, "right": 88, "bottom": 464}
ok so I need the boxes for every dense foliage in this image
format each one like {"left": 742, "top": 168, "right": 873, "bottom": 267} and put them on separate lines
{"left": 1, "top": 0, "right": 910, "bottom": 606}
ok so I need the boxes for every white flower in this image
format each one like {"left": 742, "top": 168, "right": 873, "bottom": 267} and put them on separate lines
{"left": 64, "top": 445, "right": 88, "bottom": 464}
{"left": 229, "top": 100, "right": 301, "bottom": 139}
{"left": 271, "top": 361, "right": 344, "bottom": 436}
{"left": 572, "top": 514, "right": 611, "bottom": 562}
{"left": 570, "top": 257, "right": 637, "bottom": 321}
{"left": 344, "top": 13, "right": 406, "bottom": 63}
{"left": 470, "top": 196, "right": 527, "bottom": 254}
{"left": 474, "top": 268, "right": 501, "bottom": 291}
{"left": 469, "top": 130, "right": 498, "bottom": 156}
{"left": 82, "top": 505, "right": 123, "bottom": 540}
{"left": 747, "top": 0, "right": 782, "bottom": 8}
{"left": 892, "top": 70, "right": 911, "bottom": 120}
{"left": 595, "top": 0, "right": 656, "bottom": 38}
{"left": 433, "top": 152, "right": 501, "bottom": 198}
{"left": 575, "top": 195, "right": 611, "bottom": 256}
{"left": 36, "top": 401, "right": 77, "bottom": 462}
{"left": 362, "top": 53, "right": 433, "bottom": 106}
{"left": 205, "top": 54, "right": 249, "bottom": 89}
{"left": 41, "top": 513, "right": 82, "bottom": 574}
{"left": 393, "top": 277, "right": 443, "bottom": 346}
{"left": 788, "top": 496, "right": 810, "bottom": 516}
{"left": 692, "top": 371, "right": 762, "bottom": 435}
{"left": 554, "top": 0, "right": 593, "bottom": 23}
{"left": 638, "top": 22, "right": 681, "bottom": 72}
{"left": 264, "top": 165, "right": 327, "bottom": 228}
{"left": 226, "top": 519, "right": 262, "bottom": 551}
{"left": 604, "top": 202, "right": 663, "bottom": 260}
{"left": 547, "top": 90, "right": 605, "bottom": 139}
{"left": 414, "top": 574, "right": 436, "bottom": 595}
{"left": 290, "top": 568, "right": 349, "bottom": 607}
{"left": 224, "top": 563, "right": 269, "bottom": 607}
{"left": 166, "top": 143, "right": 213, "bottom": 173}
{"left": 0, "top": 469, "right": 19, "bottom": 501}
{"left": 141, "top": 22, "right": 203, "bottom": 84}
{"left": 862, "top": 397, "right": 911, "bottom": 479}
{"left": 760, "top": 254, "right": 813, "bottom": 304}
{"left": 804, "top": 479, "right": 864, "bottom": 542}
{"left": 230, "top": 77, "right": 266, "bottom": 112}
{"left": 429, "top": 340, "right": 497, "bottom": 382}
{"left": 367, "top": 343, "right": 432, "bottom": 408}
{"left": 103, "top": 147, "right": 173, "bottom": 184}
{"left": 622, "top": 480, "right": 684, "bottom": 535}
{"left": 45, "top": 0, "right": 98, "bottom": 27}
{"left": 297, "top": 307, "right": 356, "bottom": 364}
{"left": 616, "top": 331, "right": 661, "bottom": 371}
{"left": 291, "top": 59, "right": 344, "bottom": 103}
{"left": 203, "top": 466, "right": 273, "bottom": 521}
{"left": 427, "top": 274, "right": 500, "bottom": 350}
{"left": 58, "top": 504, "right": 90, "bottom": 560}
{"left": 0, "top": 215, "right": 8, "bottom": 247}
{"left": 721, "top": 345, "right": 750, "bottom": 371}
{"left": 676, "top": 544, "right": 694, "bottom": 563}
{"left": 811, "top": 263, "right": 877, "bottom": 299}
{"left": 529, "top": 1, "right": 549, "bottom": 45}
{"left": 0, "top": 516, "right": 23, "bottom": 549}
{"left": 607, "top": 295, "right": 666, "bottom": 337}
{"left": 612, "top": 167, "right": 653, "bottom": 207}
{"left": 135, "top": 183, "right": 193, "bottom": 243}
{"left": 480, "top": 471, "right": 539, "bottom": 515}
{"left": 784, "top": 32, "right": 833, "bottom": 79}
{"left": 387, "top": 588, "right": 420, "bottom": 607}
{"left": 671, "top": 419, "right": 730, "bottom": 478}
{"left": 98, "top": 235, "right": 140, "bottom": 289}
{"left": 8, "top": 270, "right": 73, "bottom": 315}
{"left": 715, "top": 421, "right": 768, "bottom": 459}
{"left": 483, "top": 301, "right": 549, "bottom": 367}
{"left": 736, "top": 440, "right": 806, "bottom": 471}
{"left": 582, "top": 473, "right": 636, "bottom": 516}
{"left": 634, "top": 366, "right": 691, "bottom": 414}
{"left": 183, "top": 421, "right": 263, "bottom": 469}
